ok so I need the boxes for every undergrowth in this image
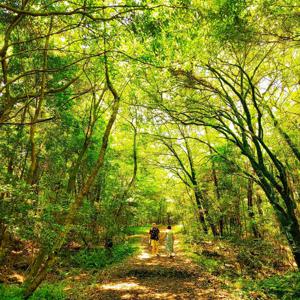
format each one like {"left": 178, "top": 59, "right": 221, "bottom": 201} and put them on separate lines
{"left": 182, "top": 234, "right": 297, "bottom": 299}
{"left": 64, "top": 241, "right": 138, "bottom": 269}
{"left": 243, "top": 271, "right": 300, "bottom": 299}
{"left": 0, "top": 283, "right": 66, "bottom": 300}
{"left": 0, "top": 240, "right": 139, "bottom": 299}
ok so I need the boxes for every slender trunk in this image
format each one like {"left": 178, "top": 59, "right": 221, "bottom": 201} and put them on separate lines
{"left": 0, "top": 227, "right": 12, "bottom": 264}
{"left": 247, "top": 178, "right": 261, "bottom": 238}
{"left": 206, "top": 133, "right": 224, "bottom": 236}
{"left": 27, "top": 18, "right": 53, "bottom": 185}
{"left": 0, "top": 222, "right": 6, "bottom": 246}
{"left": 20, "top": 146, "right": 29, "bottom": 180}
{"left": 115, "top": 122, "right": 138, "bottom": 217}
{"left": 219, "top": 218, "right": 224, "bottom": 236}
{"left": 209, "top": 222, "right": 219, "bottom": 237}
{"left": 184, "top": 133, "right": 212, "bottom": 234}
{"left": 194, "top": 187, "right": 208, "bottom": 234}
{"left": 202, "top": 128, "right": 221, "bottom": 236}
{"left": 27, "top": 124, "right": 38, "bottom": 184}
{"left": 7, "top": 158, "right": 13, "bottom": 173}
{"left": 289, "top": 220, "right": 300, "bottom": 267}
{"left": 212, "top": 168, "right": 224, "bottom": 236}
{"left": 235, "top": 195, "right": 242, "bottom": 237}
{"left": 268, "top": 107, "right": 300, "bottom": 163}
{"left": 256, "top": 193, "right": 263, "bottom": 216}
{"left": 0, "top": 221, "right": 7, "bottom": 253}
{"left": 67, "top": 143, "right": 89, "bottom": 193}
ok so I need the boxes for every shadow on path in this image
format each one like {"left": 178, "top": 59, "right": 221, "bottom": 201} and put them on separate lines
{"left": 84, "top": 234, "right": 239, "bottom": 300}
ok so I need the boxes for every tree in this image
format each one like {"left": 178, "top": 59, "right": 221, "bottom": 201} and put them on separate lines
{"left": 158, "top": 53, "right": 300, "bottom": 266}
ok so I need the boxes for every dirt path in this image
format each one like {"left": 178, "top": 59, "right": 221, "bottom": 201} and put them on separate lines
{"left": 83, "top": 234, "right": 241, "bottom": 300}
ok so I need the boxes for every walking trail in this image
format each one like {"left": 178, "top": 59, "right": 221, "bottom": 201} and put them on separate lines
{"left": 82, "top": 233, "right": 241, "bottom": 300}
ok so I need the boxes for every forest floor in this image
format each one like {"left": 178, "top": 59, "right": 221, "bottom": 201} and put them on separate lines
{"left": 85, "top": 238, "right": 232, "bottom": 299}
{"left": 1, "top": 227, "right": 299, "bottom": 299}
{"left": 65, "top": 232, "right": 252, "bottom": 300}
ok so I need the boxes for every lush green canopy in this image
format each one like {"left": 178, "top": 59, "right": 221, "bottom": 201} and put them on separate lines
{"left": 0, "top": 0, "right": 299, "bottom": 298}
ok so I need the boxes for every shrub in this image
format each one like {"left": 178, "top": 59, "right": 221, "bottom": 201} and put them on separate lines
{"left": 0, "top": 283, "right": 66, "bottom": 300}
{"left": 66, "top": 242, "right": 138, "bottom": 269}
{"left": 244, "top": 271, "right": 300, "bottom": 299}
{"left": 0, "top": 284, "right": 23, "bottom": 300}
{"left": 30, "top": 283, "right": 66, "bottom": 300}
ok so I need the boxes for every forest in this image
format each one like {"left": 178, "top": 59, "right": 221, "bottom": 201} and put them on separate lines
{"left": 0, "top": 0, "right": 299, "bottom": 299}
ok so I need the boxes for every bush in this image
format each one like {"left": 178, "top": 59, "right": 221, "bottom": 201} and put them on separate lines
{"left": 237, "top": 250, "right": 263, "bottom": 271}
{"left": 0, "top": 283, "right": 66, "bottom": 300}
{"left": 30, "top": 283, "right": 66, "bottom": 300}
{"left": 67, "top": 242, "right": 138, "bottom": 269}
{"left": 192, "top": 254, "right": 222, "bottom": 272}
{"left": 0, "top": 284, "right": 23, "bottom": 300}
{"left": 244, "top": 271, "right": 300, "bottom": 299}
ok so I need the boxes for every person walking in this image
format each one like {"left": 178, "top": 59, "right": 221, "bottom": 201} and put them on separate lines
{"left": 149, "top": 223, "right": 160, "bottom": 256}
{"left": 165, "top": 225, "right": 175, "bottom": 258}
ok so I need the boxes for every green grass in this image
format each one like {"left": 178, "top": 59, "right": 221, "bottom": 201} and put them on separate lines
{"left": 0, "top": 285, "right": 24, "bottom": 300}
{"left": 242, "top": 271, "right": 300, "bottom": 299}
{"left": 64, "top": 241, "right": 139, "bottom": 269}
{"left": 29, "top": 283, "right": 66, "bottom": 300}
{"left": 0, "top": 283, "right": 66, "bottom": 300}
{"left": 190, "top": 252, "right": 222, "bottom": 272}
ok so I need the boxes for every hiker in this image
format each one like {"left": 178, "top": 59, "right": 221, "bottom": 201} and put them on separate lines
{"left": 165, "top": 225, "right": 175, "bottom": 258}
{"left": 149, "top": 223, "right": 160, "bottom": 256}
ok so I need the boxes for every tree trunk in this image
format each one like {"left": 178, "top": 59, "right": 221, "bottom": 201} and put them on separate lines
{"left": 0, "top": 222, "right": 6, "bottom": 246}
{"left": 259, "top": 178, "right": 300, "bottom": 268}
{"left": 193, "top": 187, "right": 208, "bottom": 233}
{"left": 256, "top": 193, "right": 263, "bottom": 216}
{"left": 268, "top": 106, "right": 300, "bottom": 163}
{"left": 247, "top": 178, "right": 261, "bottom": 238}
{"left": 277, "top": 206, "right": 300, "bottom": 267}
{"left": 67, "top": 144, "right": 88, "bottom": 193}
{"left": 205, "top": 127, "right": 224, "bottom": 236}
{"left": 210, "top": 152, "right": 223, "bottom": 236}
{"left": 0, "top": 227, "right": 12, "bottom": 264}
{"left": 115, "top": 121, "right": 138, "bottom": 218}
{"left": 219, "top": 218, "right": 224, "bottom": 236}
{"left": 24, "top": 255, "right": 57, "bottom": 299}
{"left": 184, "top": 133, "right": 212, "bottom": 235}
{"left": 25, "top": 248, "right": 48, "bottom": 283}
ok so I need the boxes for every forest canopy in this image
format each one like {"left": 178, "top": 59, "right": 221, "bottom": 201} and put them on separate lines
{"left": 0, "top": 0, "right": 299, "bottom": 299}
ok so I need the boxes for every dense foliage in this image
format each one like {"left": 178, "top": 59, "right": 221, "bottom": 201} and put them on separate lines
{"left": 0, "top": 0, "right": 299, "bottom": 298}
